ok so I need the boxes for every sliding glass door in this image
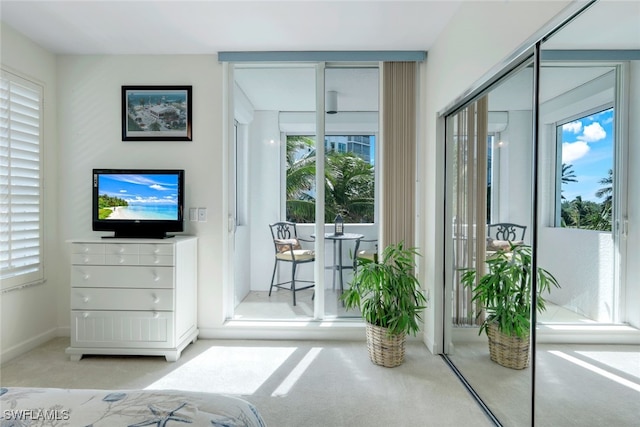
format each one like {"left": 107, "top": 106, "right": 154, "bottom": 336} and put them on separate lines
{"left": 230, "top": 64, "right": 318, "bottom": 320}
{"left": 228, "top": 63, "right": 380, "bottom": 321}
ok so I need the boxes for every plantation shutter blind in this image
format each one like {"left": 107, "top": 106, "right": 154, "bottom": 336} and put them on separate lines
{"left": 0, "top": 70, "right": 44, "bottom": 290}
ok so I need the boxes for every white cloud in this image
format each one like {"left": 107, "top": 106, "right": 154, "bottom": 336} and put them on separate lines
{"left": 149, "top": 184, "right": 168, "bottom": 190}
{"left": 578, "top": 122, "right": 606, "bottom": 142}
{"left": 563, "top": 121, "right": 582, "bottom": 134}
{"left": 562, "top": 141, "right": 590, "bottom": 163}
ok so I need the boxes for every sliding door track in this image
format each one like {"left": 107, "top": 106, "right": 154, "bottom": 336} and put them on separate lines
{"left": 441, "top": 354, "right": 502, "bottom": 427}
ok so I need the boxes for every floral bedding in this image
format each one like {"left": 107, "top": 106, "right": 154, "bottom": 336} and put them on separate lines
{"left": 0, "top": 387, "right": 266, "bottom": 426}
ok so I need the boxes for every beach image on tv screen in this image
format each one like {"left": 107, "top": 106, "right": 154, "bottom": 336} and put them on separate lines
{"left": 98, "top": 174, "right": 179, "bottom": 220}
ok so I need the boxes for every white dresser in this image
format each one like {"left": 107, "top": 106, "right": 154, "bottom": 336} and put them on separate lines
{"left": 65, "top": 236, "right": 198, "bottom": 362}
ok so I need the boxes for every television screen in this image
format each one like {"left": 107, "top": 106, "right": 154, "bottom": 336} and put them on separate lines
{"left": 93, "top": 169, "right": 184, "bottom": 238}
{"left": 97, "top": 174, "right": 180, "bottom": 221}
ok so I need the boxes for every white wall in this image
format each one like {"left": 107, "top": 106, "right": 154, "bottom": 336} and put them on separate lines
{"left": 247, "top": 111, "right": 282, "bottom": 291}
{"left": 55, "top": 55, "right": 228, "bottom": 334}
{"left": 420, "top": 0, "right": 571, "bottom": 353}
{"left": 540, "top": 228, "right": 615, "bottom": 321}
{"left": 0, "top": 23, "right": 62, "bottom": 362}
{"left": 2, "top": 1, "right": 590, "bottom": 361}
{"left": 624, "top": 61, "right": 640, "bottom": 328}
{"left": 495, "top": 110, "right": 534, "bottom": 231}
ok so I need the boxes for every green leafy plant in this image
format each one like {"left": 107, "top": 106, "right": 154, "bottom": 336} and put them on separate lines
{"left": 461, "top": 244, "right": 560, "bottom": 338}
{"left": 341, "top": 242, "right": 427, "bottom": 336}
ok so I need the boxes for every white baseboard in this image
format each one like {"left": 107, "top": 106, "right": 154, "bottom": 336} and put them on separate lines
{"left": 0, "top": 327, "right": 65, "bottom": 365}
{"left": 199, "top": 320, "right": 367, "bottom": 341}
{"left": 450, "top": 324, "right": 640, "bottom": 346}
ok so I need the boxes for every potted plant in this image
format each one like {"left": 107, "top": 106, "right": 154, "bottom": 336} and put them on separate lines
{"left": 460, "top": 243, "right": 560, "bottom": 369}
{"left": 341, "top": 242, "right": 427, "bottom": 368}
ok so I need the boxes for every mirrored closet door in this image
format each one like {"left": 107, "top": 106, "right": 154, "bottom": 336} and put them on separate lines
{"left": 444, "top": 59, "right": 535, "bottom": 427}
{"left": 535, "top": 1, "right": 639, "bottom": 425}
{"left": 443, "top": 1, "right": 639, "bottom": 425}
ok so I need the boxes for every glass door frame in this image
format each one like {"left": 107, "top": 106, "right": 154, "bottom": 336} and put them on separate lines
{"left": 224, "top": 61, "right": 381, "bottom": 322}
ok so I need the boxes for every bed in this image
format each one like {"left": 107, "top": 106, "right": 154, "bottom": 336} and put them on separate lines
{"left": 0, "top": 387, "right": 266, "bottom": 426}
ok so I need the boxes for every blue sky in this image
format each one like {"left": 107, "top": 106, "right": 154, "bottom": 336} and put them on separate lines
{"left": 560, "top": 108, "right": 614, "bottom": 202}
{"left": 99, "top": 174, "right": 179, "bottom": 206}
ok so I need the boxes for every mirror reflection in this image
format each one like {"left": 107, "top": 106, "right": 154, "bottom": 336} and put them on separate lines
{"left": 536, "top": 1, "right": 640, "bottom": 425}
{"left": 445, "top": 1, "right": 639, "bottom": 426}
{"left": 446, "top": 60, "right": 535, "bottom": 426}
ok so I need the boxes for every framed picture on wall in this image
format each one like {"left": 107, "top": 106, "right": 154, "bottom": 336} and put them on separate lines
{"left": 122, "top": 85, "right": 192, "bottom": 141}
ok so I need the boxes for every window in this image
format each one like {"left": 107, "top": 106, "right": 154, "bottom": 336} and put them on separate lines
{"left": 285, "top": 134, "right": 376, "bottom": 224}
{"left": 556, "top": 107, "right": 614, "bottom": 231}
{"left": 0, "top": 70, "right": 44, "bottom": 290}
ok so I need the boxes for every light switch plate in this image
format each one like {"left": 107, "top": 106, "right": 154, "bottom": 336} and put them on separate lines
{"left": 197, "top": 208, "right": 207, "bottom": 222}
{"left": 189, "top": 208, "right": 197, "bottom": 222}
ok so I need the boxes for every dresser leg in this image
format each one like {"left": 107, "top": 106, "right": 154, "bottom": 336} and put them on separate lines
{"left": 165, "top": 352, "right": 179, "bottom": 362}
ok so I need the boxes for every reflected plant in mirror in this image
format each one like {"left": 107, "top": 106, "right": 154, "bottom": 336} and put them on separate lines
{"left": 460, "top": 244, "right": 560, "bottom": 369}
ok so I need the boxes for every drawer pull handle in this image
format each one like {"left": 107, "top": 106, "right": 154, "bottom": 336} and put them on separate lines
{"left": 153, "top": 312, "right": 160, "bottom": 319}
{"left": 118, "top": 257, "right": 125, "bottom": 264}
{"left": 152, "top": 295, "right": 160, "bottom": 304}
{"left": 82, "top": 247, "right": 90, "bottom": 253}
{"left": 153, "top": 274, "right": 160, "bottom": 282}
{"left": 117, "top": 246, "right": 125, "bottom": 253}
{"left": 83, "top": 257, "right": 90, "bottom": 264}
{"left": 83, "top": 273, "right": 90, "bottom": 280}
{"left": 82, "top": 296, "right": 90, "bottom": 303}
{"left": 153, "top": 257, "right": 160, "bottom": 264}
{"left": 82, "top": 312, "right": 89, "bottom": 318}
{"left": 153, "top": 248, "right": 160, "bottom": 254}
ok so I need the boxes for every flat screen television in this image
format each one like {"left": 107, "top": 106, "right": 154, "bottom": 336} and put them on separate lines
{"left": 93, "top": 169, "right": 184, "bottom": 239}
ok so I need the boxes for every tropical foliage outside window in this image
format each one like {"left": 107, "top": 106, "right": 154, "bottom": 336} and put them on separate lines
{"left": 558, "top": 108, "right": 613, "bottom": 231}
{"left": 286, "top": 135, "right": 375, "bottom": 223}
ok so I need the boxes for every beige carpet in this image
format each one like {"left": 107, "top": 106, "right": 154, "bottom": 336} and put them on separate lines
{"left": 448, "top": 342, "right": 640, "bottom": 427}
{"left": 0, "top": 337, "right": 492, "bottom": 427}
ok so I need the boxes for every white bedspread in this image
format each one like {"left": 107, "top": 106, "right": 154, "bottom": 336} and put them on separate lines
{"left": 0, "top": 387, "right": 266, "bottom": 426}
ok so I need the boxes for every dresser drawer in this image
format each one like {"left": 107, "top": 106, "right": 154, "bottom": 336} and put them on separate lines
{"left": 71, "top": 310, "right": 174, "bottom": 348}
{"left": 71, "top": 265, "right": 174, "bottom": 288}
{"left": 105, "top": 243, "right": 139, "bottom": 255}
{"left": 139, "top": 244, "right": 174, "bottom": 256}
{"left": 105, "top": 254, "right": 140, "bottom": 265}
{"left": 71, "top": 243, "right": 105, "bottom": 255}
{"left": 139, "top": 255, "right": 174, "bottom": 266}
{"left": 72, "top": 288, "right": 174, "bottom": 311}
{"left": 71, "top": 253, "right": 106, "bottom": 265}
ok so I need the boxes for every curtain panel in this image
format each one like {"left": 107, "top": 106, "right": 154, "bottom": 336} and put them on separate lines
{"left": 381, "top": 61, "right": 417, "bottom": 249}
{"left": 450, "top": 96, "right": 488, "bottom": 326}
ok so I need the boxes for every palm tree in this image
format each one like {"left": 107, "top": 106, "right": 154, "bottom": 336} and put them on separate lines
{"left": 560, "top": 163, "right": 577, "bottom": 200}
{"left": 285, "top": 136, "right": 316, "bottom": 222}
{"left": 324, "top": 152, "right": 375, "bottom": 223}
{"left": 561, "top": 163, "right": 578, "bottom": 184}
{"left": 284, "top": 136, "right": 375, "bottom": 223}
{"left": 594, "top": 169, "right": 613, "bottom": 231}
{"left": 595, "top": 169, "right": 613, "bottom": 205}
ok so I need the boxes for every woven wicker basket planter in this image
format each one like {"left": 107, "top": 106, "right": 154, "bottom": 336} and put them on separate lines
{"left": 366, "top": 323, "right": 406, "bottom": 368}
{"left": 487, "top": 322, "right": 530, "bottom": 370}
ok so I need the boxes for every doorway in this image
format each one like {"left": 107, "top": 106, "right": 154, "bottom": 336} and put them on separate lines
{"left": 228, "top": 63, "right": 380, "bottom": 321}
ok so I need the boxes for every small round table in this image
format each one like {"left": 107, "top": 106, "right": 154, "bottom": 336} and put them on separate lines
{"left": 323, "top": 233, "right": 364, "bottom": 295}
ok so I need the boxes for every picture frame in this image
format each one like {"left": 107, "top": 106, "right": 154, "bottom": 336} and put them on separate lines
{"left": 122, "top": 85, "right": 192, "bottom": 141}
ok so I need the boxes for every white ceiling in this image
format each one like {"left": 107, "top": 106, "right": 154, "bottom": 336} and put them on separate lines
{"left": 0, "top": 0, "right": 463, "bottom": 55}
{"left": 2, "top": 0, "right": 637, "bottom": 115}
{"left": 543, "top": 0, "right": 640, "bottom": 50}
{"left": 235, "top": 66, "right": 380, "bottom": 112}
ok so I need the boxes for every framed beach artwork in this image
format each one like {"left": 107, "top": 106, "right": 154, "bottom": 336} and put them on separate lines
{"left": 121, "top": 85, "right": 192, "bottom": 141}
